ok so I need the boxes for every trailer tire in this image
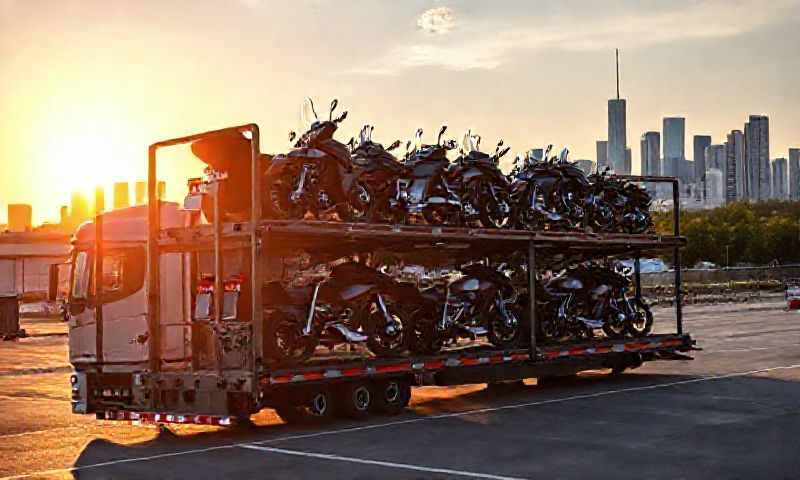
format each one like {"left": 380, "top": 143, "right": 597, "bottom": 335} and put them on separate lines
{"left": 335, "top": 381, "right": 374, "bottom": 420}
{"left": 275, "top": 389, "right": 336, "bottom": 424}
{"left": 373, "top": 379, "right": 411, "bottom": 415}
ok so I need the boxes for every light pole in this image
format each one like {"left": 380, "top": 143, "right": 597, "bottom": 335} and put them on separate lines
{"left": 726, "top": 245, "right": 730, "bottom": 269}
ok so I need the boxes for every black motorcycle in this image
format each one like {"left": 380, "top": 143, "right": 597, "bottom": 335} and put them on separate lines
{"left": 390, "top": 126, "right": 462, "bottom": 225}
{"left": 263, "top": 261, "right": 418, "bottom": 365}
{"left": 540, "top": 262, "right": 653, "bottom": 341}
{"left": 509, "top": 146, "right": 570, "bottom": 231}
{"left": 414, "top": 263, "right": 524, "bottom": 353}
{"left": 587, "top": 170, "right": 653, "bottom": 234}
{"left": 450, "top": 132, "right": 513, "bottom": 228}
{"left": 349, "top": 125, "right": 404, "bottom": 223}
{"left": 265, "top": 98, "right": 366, "bottom": 221}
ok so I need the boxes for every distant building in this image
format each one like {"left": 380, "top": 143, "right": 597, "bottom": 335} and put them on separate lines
{"left": 7, "top": 204, "right": 32, "bottom": 232}
{"left": 790, "top": 148, "right": 800, "bottom": 201}
{"left": 574, "top": 159, "right": 594, "bottom": 175}
{"left": 596, "top": 141, "right": 609, "bottom": 170}
{"left": 745, "top": 115, "right": 770, "bottom": 201}
{"left": 624, "top": 148, "right": 631, "bottom": 175}
{"left": 113, "top": 182, "right": 130, "bottom": 210}
{"left": 59, "top": 206, "right": 68, "bottom": 227}
{"left": 608, "top": 99, "right": 627, "bottom": 174}
{"left": 157, "top": 181, "right": 167, "bottom": 200}
{"left": 693, "top": 135, "right": 711, "bottom": 200}
{"left": 94, "top": 187, "right": 105, "bottom": 216}
{"left": 725, "top": 130, "right": 746, "bottom": 202}
{"left": 70, "top": 191, "right": 89, "bottom": 226}
{"left": 135, "top": 181, "right": 147, "bottom": 205}
{"left": 663, "top": 117, "right": 685, "bottom": 179}
{"left": 706, "top": 168, "right": 724, "bottom": 208}
{"left": 772, "top": 158, "right": 788, "bottom": 200}
{"left": 640, "top": 131, "right": 661, "bottom": 176}
{"left": 706, "top": 144, "right": 726, "bottom": 171}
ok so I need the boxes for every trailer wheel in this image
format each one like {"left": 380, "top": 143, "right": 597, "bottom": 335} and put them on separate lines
{"left": 373, "top": 379, "right": 411, "bottom": 415}
{"left": 334, "top": 381, "right": 374, "bottom": 419}
{"left": 275, "top": 389, "right": 335, "bottom": 424}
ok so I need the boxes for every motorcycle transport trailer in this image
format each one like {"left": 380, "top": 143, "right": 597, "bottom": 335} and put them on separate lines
{"left": 63, "top": 124, "right": 692, "bottom": 425}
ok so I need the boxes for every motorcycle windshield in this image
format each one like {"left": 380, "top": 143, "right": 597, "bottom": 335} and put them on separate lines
{"left": 411, "top": 158, "right": 448, "bottom": 177}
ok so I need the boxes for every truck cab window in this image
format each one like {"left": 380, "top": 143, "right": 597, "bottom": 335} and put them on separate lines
{"left": 71, "top": 251, "right": 90, "bottom": 300}
{"left": 103, "top": 255, "right": 124, "bottom": 292}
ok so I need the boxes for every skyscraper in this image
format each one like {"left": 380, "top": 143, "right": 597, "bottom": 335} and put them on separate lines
{"left": 662, "top": 117, "right": 685, "bottom": 179}
{"left": 790, "top": 148, "right": 800, "bottom": 201}
{"left": 7, "top": 204, "right": 32, "bottom": 232}
{"left": 706, "top": 144, "right": 726, "bottom": 171}
{"left": 70, "top": 191, "right": 89, "bottom": 225}
{"left": 596, "top": 141, "right": 609, "bottom": 170}
{"left": 725, "top": 130, "right": 746, "bottom": 202}
{"left": 640, "top": 132, "right": 660, "bottom": 176}
{"left": 744, "top": 115, "right": 770, "bottom": 201}
{"left": 113, "top": 182, "right": 130, "bottom": 210}
{"left": 135, "top": 181, "right": 147, "bottom": 205}
{"left": 693, "top": 135, "right": 711, "bottom": 200}
{"left": 607, "top": 49, "right": 628, "bottom": 174}
{"left": 772, "top": 158, "right": 788, "bottom": 200}
{"left": 608, "top": 99, "right": 627, "bottom": 174}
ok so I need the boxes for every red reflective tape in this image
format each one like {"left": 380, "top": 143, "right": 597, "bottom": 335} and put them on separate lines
{"left": 490, "top": 355, "right": 504, "bottom": 364}
{"left": 543, "top": 351, "right": 561, "bottom": 360}
{"left": 376, "top": 362, "right": 412, "bottom": 373}
{"left": 270, "top": 374, "right": 293, "bottom": 384}
{"left": 424, "top": 360, "right": 445, "bottom": 370}
{"left": 341, "top": 367, "right": 367, "bottom": 377}
{"left": 461, "top": 357, "right": 481, "bottom": 366}
{"left": 302, "top": 371, "right": 325, "bottom": 381}
{"left": 568, "top": 347, "right": 587, "bottom": 356}
{"left": 625, "top": 342, "right": 649, "bottom": 351}
{"left": 511, "top": 353, "right": 529, "bottom": 361}
{"left": 594, "top": 346, "right": 612, "bottom": 354}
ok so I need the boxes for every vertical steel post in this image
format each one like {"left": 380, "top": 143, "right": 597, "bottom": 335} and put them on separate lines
{"left": 94, "top": 213, "right": 103, "bottom": 365}
{"left": 528, "top": 241, "right": 537, "bottom": 360}
{"left": 634, "top": 255, "right": 641, "bottom": 300}
{"left": 147, "top": 145, "right": 161, "bottom": 374}
{"left": 672, "top": 179, "right": 683, "bottom": 334}
{"left": 213, "top": 180, "right": 223, "bottom": 376}
{"left": 249, "top": 125, "right": 263, "bottom": 371}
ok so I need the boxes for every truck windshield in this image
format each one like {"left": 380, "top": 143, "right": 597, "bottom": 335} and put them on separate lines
{"left": 72, "top": 251, "right": 90, "bottom": 300}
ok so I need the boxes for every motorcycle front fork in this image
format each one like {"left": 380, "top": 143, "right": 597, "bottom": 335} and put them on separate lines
{"left": 291, "top": 164, "right": 312, "bottom": 202}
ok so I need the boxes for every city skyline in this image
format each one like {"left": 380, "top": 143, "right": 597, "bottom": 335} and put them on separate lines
{"left": 1, "top": 0, "right": 799, "bottom": 223}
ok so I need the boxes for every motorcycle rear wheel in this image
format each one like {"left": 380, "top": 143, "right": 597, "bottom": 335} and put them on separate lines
{"left": 625, "top": 299, "right": 653, "bottom": 337}
{"left": 348, "top": 181, "right": 376, "bottom": 223}
{"left": 364, "top": 298, "right": 410, "bottom": 356}
{"left": 266, "top": 177, "right": 305, "bottom": 220}
{"left": 488, "top": 306, "right": 523, "bottom": 349}
{"left": 477, "top": 185, "right": 513, "bottom": 229}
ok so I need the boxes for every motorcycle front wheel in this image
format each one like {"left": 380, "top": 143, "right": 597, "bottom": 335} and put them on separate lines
{"left": 348, "top": 181, "right": 376, "bottom": 223}
{"left": 488, "top": 305, "right": 523, "bottom": 349}
{"left": 477, "top": 184, "right": 513, "bottom": 229}
{"left": 264, "top": 311, "right": 317, "bottom": 366}
{"left": 266, "top": 176, "right": 305, "bottom": 220}
{"left": 364, "top": 297, "right": 410, "bottom": 356}
{"left": 624, "top": 298, "right": 653, "bottom": 336}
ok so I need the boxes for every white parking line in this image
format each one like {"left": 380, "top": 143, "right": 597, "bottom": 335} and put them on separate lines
{"left": 239, "top": 444, "right": 526, "bottom": 480}
{"left": 3, "top": 363, "right": 799, "bottom": 480}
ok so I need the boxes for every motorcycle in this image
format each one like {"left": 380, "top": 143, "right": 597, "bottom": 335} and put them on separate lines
{"left": 587, "top": 169, "right": 653, "bottom": 234}
{"left": 450, "top": 131, "right": 513, "bottom": 228}
{"left": 509, "top": 146, "right": 572, "bottom": 231}
{"left": 584, "top": 168, "right": 618, "bottom": 233}
{"left": 265, "top": 98, "right": 367, "bottom": 221}
{"left": 540, "top": 261, "right": 653, "bottom": 341}
{"left": 349, "top": 125, "right": 404, "bottom": 223}
{"left": 263, "top": 261, "right": 418, "bottom": 365}
{"left": 413, "top": 263, "right": 524, "bottom": 353}
{"left": 390, "top": 126, "right": 463, "bottom": 225}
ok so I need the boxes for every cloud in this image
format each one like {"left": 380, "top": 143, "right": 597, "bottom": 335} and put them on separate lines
{"left": 417, "top": 6, "right": 456, "bottom": 35}
{"left": 354, "top": 0, "right": 800, "bottom": 75}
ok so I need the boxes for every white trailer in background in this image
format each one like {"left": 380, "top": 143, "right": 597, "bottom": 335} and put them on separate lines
{"left": 0, "top": 232, "right": 69, "bottom": 299}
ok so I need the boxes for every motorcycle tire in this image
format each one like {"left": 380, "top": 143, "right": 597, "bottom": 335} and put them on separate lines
{"left": 266, "top": 176, "right": 304, "bottom": 220}
{"left": 601, "top": 316, "right": 627, "bottom": 339}
{"left": 264, "top": 311, "right": 317, "bottom": 366}
{"left": 348, "top": 181, "right": 377, "bottom": 223}
{"left": 423, "top": 206, "right": 462, "bottom": 226}
{"left": 488, "top": 306, "right": 523, "bottom": 349}
{"left": 364, "top": 298, "right": 410, "bottom": 357}
{"left": 625, "top": 299, "right": 653, "bottom": 337}
{"left": 408, "top": 308, "right": 442, "bottom": 355}
{"left": 477, "top": 185, "right": 513, "bottom": 229}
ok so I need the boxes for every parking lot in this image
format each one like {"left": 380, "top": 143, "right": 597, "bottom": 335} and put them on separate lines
{"left": 1, "top": 301, "right": 798, "bottom": 479}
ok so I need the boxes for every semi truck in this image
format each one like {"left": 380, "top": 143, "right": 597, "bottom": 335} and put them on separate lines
{"left": 60, "top": 124, "right": 693, "bottom": 425}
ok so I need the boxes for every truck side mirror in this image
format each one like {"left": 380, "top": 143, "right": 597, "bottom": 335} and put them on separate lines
{"left": 48, "top": 264, "right": 59, "bottom": 302}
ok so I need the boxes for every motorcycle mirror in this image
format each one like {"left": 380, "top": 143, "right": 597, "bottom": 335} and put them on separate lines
{"left": 329, "top": 99, "right": 338, "bottom": 120}
{"left": 497, "top": 146, "right": 511, "bottom": 159}
{"left": 544, "top": 144, "right": 553, "bottom": 160}
{"left": 476, "top": 135, "right": 482, "bottom": 151}
{"left": 347, "top": 137, "right": 355, "bottom": 151}
{"left": 437, "top": 125, "right": 447, "bottom": 145}
{"left": 335, "top": 110, "right": 348, "bottom": 123}
{"left": 288, "top": 131, "right": 296, "bottom": 142}
{"left": 307, "top": 97, "right": 318, "bottom": 120}
{"left": 387, "top": 140, "right": 401, "bottom": 151}
{"left": 369, "top": 125, "right": 374, "bottom": 142}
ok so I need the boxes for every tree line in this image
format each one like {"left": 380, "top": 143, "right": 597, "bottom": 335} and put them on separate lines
{"left": 653, "top": 201, "right": 800, "bottom": 267}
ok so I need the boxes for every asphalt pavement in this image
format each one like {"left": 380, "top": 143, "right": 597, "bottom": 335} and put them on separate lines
{"left": 0, "top": 301, "right": 798, "bottom": 479}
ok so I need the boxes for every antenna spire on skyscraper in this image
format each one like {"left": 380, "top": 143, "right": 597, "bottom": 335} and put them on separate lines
{"left": 616, "top": 48, "right": 620, "bottom": 100}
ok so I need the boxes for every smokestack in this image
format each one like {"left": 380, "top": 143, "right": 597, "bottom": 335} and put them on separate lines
{"left": 94, "top": 187, "right": 105, "bottom": 215}
{"left": 113, "top": 182, "right": 130, "bottom": 210}
{"left": 135, "top": 181, "right": 146, "bottom": 205}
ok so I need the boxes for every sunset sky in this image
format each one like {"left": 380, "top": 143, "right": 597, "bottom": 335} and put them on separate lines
{"left": 1, "top": 0, "right": 799, "bottom": 224}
